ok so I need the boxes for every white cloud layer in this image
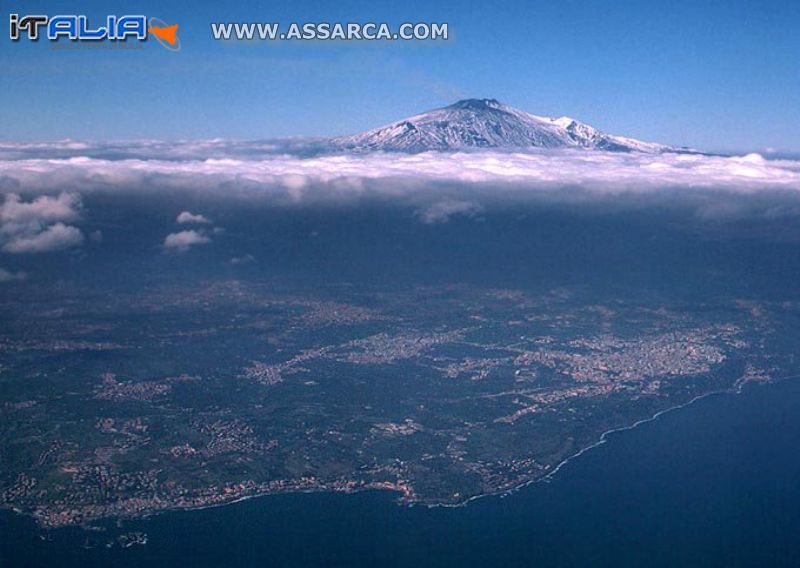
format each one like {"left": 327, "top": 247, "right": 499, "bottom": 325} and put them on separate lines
{"left": 0, "top": 143, "right": 797, "bottom": 260}
{"left": 1, "top": 148, "right": 799, "bottom": 203}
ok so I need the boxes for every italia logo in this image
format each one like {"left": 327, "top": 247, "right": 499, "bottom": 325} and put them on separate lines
{"left": 9, "top": 14, "right": 180, "bottom": 51}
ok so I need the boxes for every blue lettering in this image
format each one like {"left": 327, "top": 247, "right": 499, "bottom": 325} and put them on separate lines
{"left": 48, "top": 15, "right": 77, "bottom": 40}
{"left": 116, "top": 15, "right": 146, "bottom": 40}
{"left": 77, "top": 15, "right": 107, "bottom": 40}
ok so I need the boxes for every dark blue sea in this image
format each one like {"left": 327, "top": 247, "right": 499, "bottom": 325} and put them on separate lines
{"left": 3, "top": 378, "right": 800, "bottom": 568}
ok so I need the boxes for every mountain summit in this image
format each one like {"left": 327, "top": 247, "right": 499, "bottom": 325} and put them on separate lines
{"left": 331, "top": 98, "right": 693, "bottom": 154}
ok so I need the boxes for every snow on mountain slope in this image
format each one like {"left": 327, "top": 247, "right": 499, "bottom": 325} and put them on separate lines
{"left": 331, "top": 99, "right": 695, "bottom": 154}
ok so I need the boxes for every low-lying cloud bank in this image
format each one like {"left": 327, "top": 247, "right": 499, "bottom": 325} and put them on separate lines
{"left": 1, "top": 145, "right": 799, "bottom": 202}
{"left": 0, "top": 142, "right": 798, "bottom": 269}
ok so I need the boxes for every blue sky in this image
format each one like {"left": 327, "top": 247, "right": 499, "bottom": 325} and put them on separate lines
{"left": 1, "top": 0, "right": 798, "bottom": 152}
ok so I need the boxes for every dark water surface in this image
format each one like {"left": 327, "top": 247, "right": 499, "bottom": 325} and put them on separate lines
{"left": 3, "top": 378, "right": 800, "bottom": 568}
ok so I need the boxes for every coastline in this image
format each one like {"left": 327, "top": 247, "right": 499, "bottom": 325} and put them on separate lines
{"left": 422, "top": 389, "right": 730, "bottom": 510}
{"left": 6, "top": 373, "right": 800, "bottom": 530}
{"left": 430, "top": 371, "right": 800, "bottom": 510}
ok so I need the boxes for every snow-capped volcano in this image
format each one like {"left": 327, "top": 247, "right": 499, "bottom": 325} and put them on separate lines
{"left": 331, "top": 98, "right": 694, "bottom": 154}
